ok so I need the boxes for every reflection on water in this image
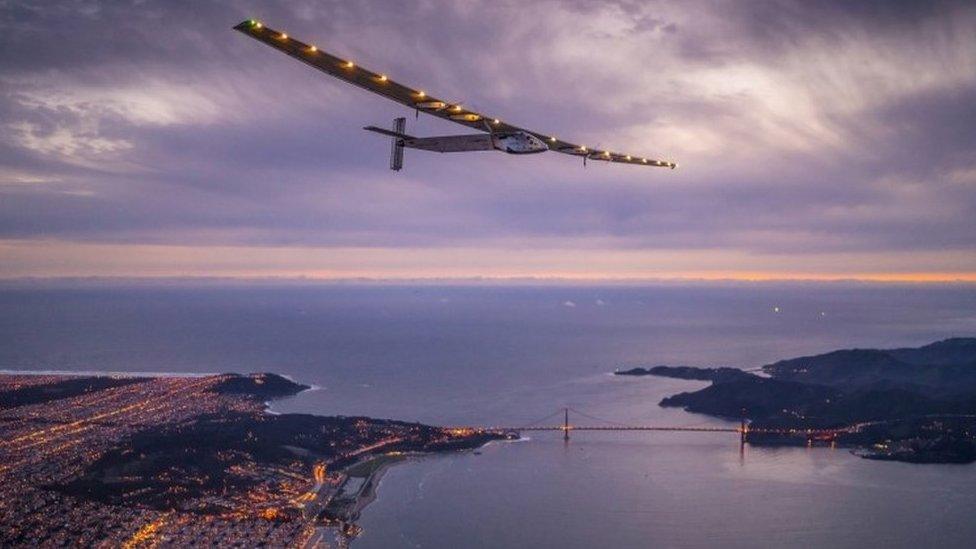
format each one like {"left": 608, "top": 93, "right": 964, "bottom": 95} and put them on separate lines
{"left": 2, "top": 283, "right": 975, "bottom": 547}
{"left": 356, "top": 430, "right": 976, "bottom": 549}
{"left": 347, "top": 369, "right": 976, "bottom": 549}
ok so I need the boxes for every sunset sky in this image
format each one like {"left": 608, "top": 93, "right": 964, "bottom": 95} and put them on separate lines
{"left": 1, "top": 1, "right": 975, "bottom": 281}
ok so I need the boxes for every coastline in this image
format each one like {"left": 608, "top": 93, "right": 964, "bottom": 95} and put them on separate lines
{"left": 0, "top": 369, "right": 318, "bottom": 422}
{"left": 305, "top": 454, "right": 408, "bottom": 546}
{"left": 321, "top": 439, "right": 513, "bottom": 546}
{"left": 615, "top": 340, "right": 976, "bottom": 465}
{"left": 0, "top": 369, "right": 506, "bottom": 547}
{"left": 0, "top": 368, "right": 320, "bottom": 418}
{"left": 0, "top": 368, "right": 219, "bottom": 378}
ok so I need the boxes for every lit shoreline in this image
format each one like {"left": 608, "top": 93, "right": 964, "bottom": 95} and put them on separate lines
{"left": 0, "top": 368, "right": 218, "bottom": 378}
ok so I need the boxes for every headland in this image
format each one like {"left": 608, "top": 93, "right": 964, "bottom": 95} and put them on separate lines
{"left": 616, "top": 338, "right": 976, "bottom": 464}
{"left": 0, "top": 371, "right": 505, "bottom": 547}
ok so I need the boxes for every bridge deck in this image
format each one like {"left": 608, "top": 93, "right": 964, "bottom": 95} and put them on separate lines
{"left": 496, "top": 426, "right": 739, "bottom": 432}
{"left": 486, "top": 426, "right": 845, "bottom": 436}
{"left": 479, "top": 409, "right": 847, "bottom": 437}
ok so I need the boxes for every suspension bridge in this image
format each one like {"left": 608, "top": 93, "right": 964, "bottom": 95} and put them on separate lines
{"left": 482, "top": 407, "right": 849, "bottom": 443}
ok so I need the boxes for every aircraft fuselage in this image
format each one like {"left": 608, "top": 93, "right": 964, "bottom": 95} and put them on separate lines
{"left": 492, "top": 132, "right": 548, "bottom": 154}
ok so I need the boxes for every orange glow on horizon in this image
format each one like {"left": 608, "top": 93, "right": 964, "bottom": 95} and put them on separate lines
{"left": 2, "top": 240, "right": 975, "bottom": 284}
{"left": 6, "top": 270, "right": 975, "bottom": 284}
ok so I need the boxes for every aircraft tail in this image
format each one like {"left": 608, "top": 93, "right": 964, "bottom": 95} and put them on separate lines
{"left": 390, "top": 117, "right": 405, "bottom": 171}
{"left": 363, "top": 118, "right": 409, "bottom": 171}
{"left": 364, "top": 118, "right": 494, "bottom": 169}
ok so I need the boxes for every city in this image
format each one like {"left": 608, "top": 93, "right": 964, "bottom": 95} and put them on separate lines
{"left": 1, "top": 1, "right": 974, "bottom": 546}
{"left": 0, "top": 372, "right": 502, "bottom": 547}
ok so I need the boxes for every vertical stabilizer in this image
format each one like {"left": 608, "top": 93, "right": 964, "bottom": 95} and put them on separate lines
{"left": 390, "top": 117, "right": 405, "bottom": 171}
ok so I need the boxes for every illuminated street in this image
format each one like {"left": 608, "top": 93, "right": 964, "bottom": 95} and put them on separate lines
{"left": 0, "top": 373, "right": 497, "bottom": 547}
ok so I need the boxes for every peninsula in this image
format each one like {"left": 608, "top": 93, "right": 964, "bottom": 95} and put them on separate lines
{"left": 0, "top": 372, "right": 506, "bottom": 547}
{"left": 616, "top": 338, "right": 976, "bottom": 464}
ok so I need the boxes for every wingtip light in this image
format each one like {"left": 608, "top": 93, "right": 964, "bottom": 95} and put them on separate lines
{"left": 308, "top": 45, "right": 317, "bottom": 52}
{"left": 343, "top": 61, "right": 355, "bottom": 69}
{"left": 279, "top": 33, "right": 288, "bottom": 40}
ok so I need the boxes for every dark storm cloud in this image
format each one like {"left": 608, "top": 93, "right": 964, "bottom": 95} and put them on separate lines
{"left": 0, "top": 0, "right": 974, "bottom": 272}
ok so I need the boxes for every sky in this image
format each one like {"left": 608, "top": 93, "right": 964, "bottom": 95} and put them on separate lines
{"left": 1, "top": 0, "right": 975, "bottom": 281}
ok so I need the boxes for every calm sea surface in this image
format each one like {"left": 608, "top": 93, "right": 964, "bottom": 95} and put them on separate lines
{"left": 2, "top": 283, "right": 976, "bottom": 548}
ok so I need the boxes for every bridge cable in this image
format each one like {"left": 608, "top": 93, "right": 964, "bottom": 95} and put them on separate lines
{"left": 515, "top": 409, "right": 566, "bottom": 430}
{"left": 565, "top": 407, "right": 631, "bottom": 428}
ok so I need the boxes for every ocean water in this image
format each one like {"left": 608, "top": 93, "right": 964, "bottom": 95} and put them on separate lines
{"left": 2, "top": 282, "right": 976, "bottom": 547}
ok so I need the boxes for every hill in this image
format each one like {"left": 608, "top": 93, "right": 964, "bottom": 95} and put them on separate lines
{"left": 762, "top": 338, "right": 976, "bottom": 396}
{"left": 643, "top": 338, "right": 976, "bottom": 463}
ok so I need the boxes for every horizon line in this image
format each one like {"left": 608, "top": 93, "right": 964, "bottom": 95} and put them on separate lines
{"left": 2, "top": 274, "right": 976, "bottom": 285}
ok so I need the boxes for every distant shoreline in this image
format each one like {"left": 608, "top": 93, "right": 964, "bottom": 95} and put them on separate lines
{"left": 614, "top": 338, "right": 976, "bottom": 464}
{"left": 4, "top": 276, "right": 976, "bottom": 288}
{"left": 0, "top": 368, "right": 219, "bottom": 378}
{"left": 0, "top": 369, "right": 314, "bottom": 418}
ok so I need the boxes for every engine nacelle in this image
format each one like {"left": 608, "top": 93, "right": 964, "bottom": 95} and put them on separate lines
{"left": 492, "top": 131, "right": 549, "bottom": 154}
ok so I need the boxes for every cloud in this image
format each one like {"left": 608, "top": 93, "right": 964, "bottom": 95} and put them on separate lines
{"left": 11, "top": 80, "right": 224, "bottom": 127}
{"left": 0, "top": 0, "right": 974, "bottom": 278}
{"left": 0, "top": 169, "right": 60, "bottom": 186}
{"left": 7, "top": 121, "right": 132, "bottom": 165}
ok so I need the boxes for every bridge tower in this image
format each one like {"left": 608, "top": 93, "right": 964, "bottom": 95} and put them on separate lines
{"left": 563, "top": 408, "right": 570, "bottom": 441}
{"left": 740, "top": 408, "right": 748, "bottom": 445}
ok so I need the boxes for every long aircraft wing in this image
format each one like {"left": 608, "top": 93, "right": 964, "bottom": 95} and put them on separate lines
{"left": 233, "top": 19, "right": 676, "bottom": 169}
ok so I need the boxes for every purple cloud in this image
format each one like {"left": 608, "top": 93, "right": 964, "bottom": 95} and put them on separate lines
{"left": 0, "top": 1, "right": 974, "bottom": 278}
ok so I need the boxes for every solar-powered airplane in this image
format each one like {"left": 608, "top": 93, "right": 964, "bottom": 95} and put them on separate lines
{"left": 234, "top": 19, "right": 677, "bottom": 172}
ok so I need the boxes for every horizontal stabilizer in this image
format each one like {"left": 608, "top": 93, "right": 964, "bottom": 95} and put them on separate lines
{"left": 401, "top": 134, "right": 493, "bottom": 153}
{"left": 364, "top": 125, "right": 414, "bottom": 140}
{"left": 364, "top": 128, "right": 494, "bottom": 153}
